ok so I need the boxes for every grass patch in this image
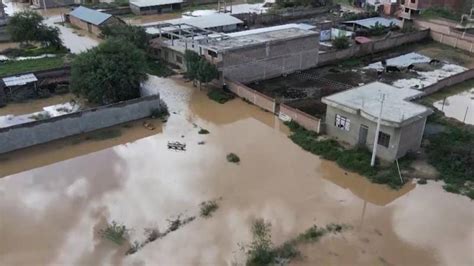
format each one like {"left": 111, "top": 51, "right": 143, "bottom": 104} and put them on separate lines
{"left": 226, "top": 153, "right": 240, "bottom": 163}
{"left": 245, "top": 219, "right": 350, "bottom": 266}
{"left": 86, "top": 128, "right": 122, "bottom": 141}
{"left": 207, "top": 89, "right": 234, "bottom": 104}
{"left": 420, "top": 7, "right": 460, "bottom": 21}
{"left": 0, "top": 56, "right": 65, "bottom": 76}
{"left": 99, "top": 221, "right": 129, "bottom": 245}
{"left": 285, "top": 121, "right": 410, "bottom": 189}
{"left": 147, "top": 58, "right": 174, "bottom": 77}
{"left": 199, "top": 200, "right": 219, "bottom": 218}
{"left": 198, "top": 128, "right": 209, "bottom": 134}
{"left": 424, "top": 112, "right": 474, "bottom": 199}
{"left": 2, "top": 46, "right": 68, "bottom": 57}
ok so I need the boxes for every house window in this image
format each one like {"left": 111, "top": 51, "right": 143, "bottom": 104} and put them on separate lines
{"left": 410, "top": 0, "right": 415, "bottom": 3}
{"left": 377, "top": 131, "right": 391, "bottom": 148}
{"left": 176, "top": 55, "right": 183, "bottom": 64}
{"left": 335, "top": 114, "right": 350, "bottom": 131}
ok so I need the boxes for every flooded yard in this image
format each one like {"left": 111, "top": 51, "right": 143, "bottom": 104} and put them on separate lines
{"left": 428, "top": 80, "right": 474, "bottom": 125}
{"left": 0, "top": 76, "right": 473, "bottom": 265}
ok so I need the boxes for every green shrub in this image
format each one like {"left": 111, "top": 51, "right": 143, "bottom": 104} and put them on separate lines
{"left": 198, "top": 128, "right": 210, "bottom": 134}
{"left": 207, "top": 89, "right": 234, "bottom": 104}
{"left": 200, "top": 200, "right": 219, "bottom": 218}
{"left": 99, "top": 221, "right": 129, "bottom": 245}
{"left": 417, "top": 179, "right": 428, "bottom": 185}
{"left": 227, "top": 153, "right": 240, "bottom": 163}
{"left": 332, "top": 35, "right": 350, "bottom": 50}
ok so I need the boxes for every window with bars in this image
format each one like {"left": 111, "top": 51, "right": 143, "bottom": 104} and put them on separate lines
{"left": 335, "top": 114, "right": 350, "bottom": 131}
{"left": 377, "top": 131, "right": 391, "bottom": 148}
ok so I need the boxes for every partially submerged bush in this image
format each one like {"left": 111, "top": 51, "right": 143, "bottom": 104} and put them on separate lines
{"left": 332, "top": 35, "right": 350, "bottom": 50}
{"left": 99, "top": 221, "right": 129, "bottom": 245}
{"left": 227, "top": 153, "right": 240, "bottom": 163}
{"left": 198, "top": 128, "right": 210, "bottom": 134}
{"left": 417, "top": 178, "right": 428, "bottom": 185}
{"left": 207, "top": 89, "right": 234, "bottom": 104}
{"left": 200, "top": 200, "right": 219, "bottom": 218}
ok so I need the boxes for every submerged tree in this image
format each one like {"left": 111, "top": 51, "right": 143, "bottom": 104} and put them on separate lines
{"left": 70, "top": 38, "right": 147, "bottom": 104}
{"left": 332, "top": 34, "right": 350, "bottom": 50}
{"left": 7, "top": 10, "right": 62, "bottom": 48}
{"left": 184, "top": 50, "right": 218, "bottom": 88}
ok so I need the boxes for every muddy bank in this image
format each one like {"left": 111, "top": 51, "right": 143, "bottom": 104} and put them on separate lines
{"left": 0, "top": 76, "right": 473, "bottom": 266}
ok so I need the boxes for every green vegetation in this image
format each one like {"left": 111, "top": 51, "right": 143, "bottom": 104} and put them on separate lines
{"left": 227, "top": 153, "right": 240, "bottom": 163}
{"left": 150, "top": 106, "right": 169, "bottom": 120}
{"left": 29, "top": 112, "right": 51, "bottom": 121}
{"left": 184, "top": 50, "right": 219, "bottom": 88}
{"left": 417, "top": 178, "right": 428, "bottom": 185}
{"left": 99, "top": 221, "right": 129, "bottom": 245}
{"left": 285, "top": 121, "right": 410, "bottom": 189}
{"left": 246, "top": 219, "right": 350, "bottom": 265}
{"left": 8, "top": 10, "right": 63, "bottom": 49}
{"left": 2, "top": 45, "right": 68, "bottom": 57}
{"left": 332, "top": 34, "right": 350, "bottom": 50}
{"left": 198, "top": 128, "right": 210, "bottom": 134}
{"left": 199, "top": 200, "right": 219, "bottom": 218}
{"left": 0, "top": 56, "right": 65, "bottom": 76}
{"left": 101, "top": 24, "right": 150, "bottom": 50}
{"left": 342, "top": 10, "right": 378, "bottom": 21}
{"left": 369, "top": 21, "right": 392, "bottom": 36}
{"left": 147, "top": 57, "right": 174, "bottom": 77}
{"left": 71, "top": 38, "right": 147, "bottom": 104}
{"left": 207, "top": 89, "right": 234, "bottom": 104}
{"left": 420, "top": 7, "right": 460, "bottom": 22}
{"left": 424, "top": 112, "right": 474, "bottom": 199}
{"left": 273, "top": 0, "right": 332, "bottom": 9}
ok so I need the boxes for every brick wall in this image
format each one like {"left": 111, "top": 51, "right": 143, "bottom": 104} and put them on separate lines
{"left": 280, "top": 103, "right": 322, "bottom": 133}
{"left": 226, "top": 79, "right": 275, "bottom": 113}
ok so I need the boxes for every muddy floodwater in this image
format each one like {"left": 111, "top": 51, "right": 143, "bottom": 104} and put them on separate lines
{"left": 433, "top": 87, "right": 474, "bottom": 125}
{"left": 1, "top": 76, "right": 473, "bottom": 265}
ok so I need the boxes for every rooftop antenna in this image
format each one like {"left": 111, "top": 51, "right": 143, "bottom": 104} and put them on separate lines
{"left": 371, "top": 93, "right": 385, "bottom": 167}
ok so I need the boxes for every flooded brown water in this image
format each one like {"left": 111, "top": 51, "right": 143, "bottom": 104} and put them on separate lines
{"left": 0, "top": 76, "right": 473, "bottom": 265}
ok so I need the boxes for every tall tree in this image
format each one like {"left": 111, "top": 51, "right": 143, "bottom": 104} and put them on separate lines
{"left": 7, "top": 10, "right": 43, "bottom": 45}
{"left": 197, "top": 58, "right": 219, "bottom": 88}
{"left": 184, "top": 50, "right": 201, "bottom": 86}
{"left": 70, "top": 38, "right": 147, "bottom": 104}
{"left": 7, "top": 10, "right": 62, "bottom": 48}
{"left": 101, "top": 24, "right": 150, "bottom": 50}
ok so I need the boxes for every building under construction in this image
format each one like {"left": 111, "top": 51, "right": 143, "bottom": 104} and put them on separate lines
{"left": 150, "top": 23, "right": 320, "bottom": 83}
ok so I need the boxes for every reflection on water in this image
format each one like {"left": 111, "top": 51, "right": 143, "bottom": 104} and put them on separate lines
{"left": 433, "top": 88, "right": 474, "bottom": 125}
{"left": 0, "top": 76, "right": 473, "bottom": 266}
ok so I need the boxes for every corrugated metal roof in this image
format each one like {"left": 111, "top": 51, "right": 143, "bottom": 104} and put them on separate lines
{"left": 344, "top": 17, "right": 400, "bottom": 29}
{"left": 70, "top": 6, "right": 112, "bottom": 26}
{"left": 130, "top": 0, "right": 183, "bottom": 8}
{"left": 3, "top": 74, "right": 38, "bottom": 86}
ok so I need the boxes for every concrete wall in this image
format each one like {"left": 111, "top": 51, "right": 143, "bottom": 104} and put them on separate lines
{"left": 280, "top": 103, "right": 322, "bottom": 133}
{"left": 414, "top": 19, "right": 474, "bottom": 53}
{"left": 0, "top": 95, "right": 161, "bottom": 154}
{"left": 422, "top": 68, "right": 474, "bottom": 95}
{"left": 226, "top": 79, "right": 275, "bottom": 113}
{"left": 318, "top": 30, "right": 430, "bottom": 66}
{"left": 324, "top": 105, "right": 425, "bottom": 161}
{"left": 222, "top": 34, "right": 320, "bottom": 83}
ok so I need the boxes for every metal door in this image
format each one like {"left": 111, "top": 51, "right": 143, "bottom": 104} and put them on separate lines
{"left": 358, "top": 125, "right": 368, "bottom": 145}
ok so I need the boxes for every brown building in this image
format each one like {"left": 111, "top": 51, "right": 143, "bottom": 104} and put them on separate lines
{"left": 69, "top": 6, "right": 123, "bottom": 36}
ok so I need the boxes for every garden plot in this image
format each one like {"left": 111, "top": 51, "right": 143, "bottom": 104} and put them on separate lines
{"left": 365, "top": 52, "right": 467, "bottom": 90}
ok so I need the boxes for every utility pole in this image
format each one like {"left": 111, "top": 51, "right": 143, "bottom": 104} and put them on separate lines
{"left": 371, "top": 93, "right": 385, "bottom": 167}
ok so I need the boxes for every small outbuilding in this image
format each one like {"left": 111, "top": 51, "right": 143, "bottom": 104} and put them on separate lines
{"left": 322, "top": 82, "right": 433, "bottom": 161}
{"left": 69, "top": 6, "right": 123, "bottom": 35}
{"left": 130, "top": 0, "right": 183, "bottom": 15}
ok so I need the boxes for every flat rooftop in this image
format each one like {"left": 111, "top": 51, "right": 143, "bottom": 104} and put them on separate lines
{"left": 199, "top": 24, "right": 318, "bottom": 52}
{"left": 143, "top": 13, "right": 243, "bottom": 30}
{"left": 322, "top": 82, "right": 433, "bottom": 127}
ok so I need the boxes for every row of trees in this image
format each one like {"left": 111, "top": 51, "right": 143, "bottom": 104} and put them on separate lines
{"left": 7, "top": 10, "right": 62, "bottom": 49}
